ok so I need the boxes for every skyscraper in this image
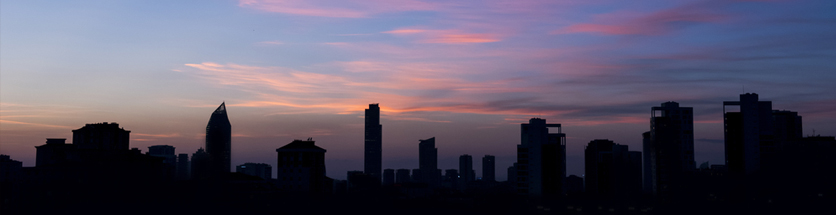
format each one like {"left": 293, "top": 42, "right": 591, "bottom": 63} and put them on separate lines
{"left": 644, "top": 101, "right": 695, "bottom": 197}
{"left": 482, "top": 155, "right": 496, "bottom": 182}
{"left": 516, "top": 118, "right": 566, "bottom": 196}
{"left": 459, "top": 154, "right": 474, "bottom": 183}
{"left": 418, "top": 137, "right": 440, "bottom": 186}
{"left": 364, "top": 103, "right": 382, "bottom": 181}
{"left": 206, "top": 102, "right": 231, "bottom": 175}
{"left": 585, "top": 139, "right": 642, "bottom": 199}
{"left": 723, "top": 93, "right": 802, "bottom": 175}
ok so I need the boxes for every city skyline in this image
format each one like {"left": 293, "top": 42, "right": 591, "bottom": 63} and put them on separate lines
{"left": 3, "top": 0, "right": 836, "bottom": 180}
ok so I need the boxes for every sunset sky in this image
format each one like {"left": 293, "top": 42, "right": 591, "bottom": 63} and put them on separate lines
{"left": 2, "top": 0, "right": 835, "bottom": 180}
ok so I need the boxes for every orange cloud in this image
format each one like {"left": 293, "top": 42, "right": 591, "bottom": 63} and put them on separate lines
{"left": 383, "top": 28, "right": 503, "bottom": 44}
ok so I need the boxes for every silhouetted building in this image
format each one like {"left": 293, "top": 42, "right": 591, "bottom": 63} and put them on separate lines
{"left": 35, "top": 138, "right": 75, "bottom": 167}
{"left": 443, "top": 169, "right": 459, "bottom": 189}
{"left": 191, "top": 148, "right": 211, "bottom": 180}
{"left": 459, "top": 154, "right": 475, "bottom": 184}
{"left": 364, "top": 103, "right": 382, "bottom": 181}
{"left": 237, "top": 163, "right": 272, "bottom": 180}
{"left": 585, "top": 139, "right": 642, "bottom": 199}
{"left": 347, "top": 170, "right": 378, "bottom": 191}
{"left": 176, "top": 153, "right": 189, "bottom": 180}
{"left": 772, "top": 110, "right": 803, "bottom": 151}
{"left": 383, "top": 169, "right": 395, "bottom": 185}
{"left": 507, "top": 164, "right": 517, "bottom": 183}
{"left": 206, "top": 102, "right": 232, "bottom": 177}
{"left": 644, "top": 101, "right": 695, "bottom": 198}
{"left": 147, "top": 145, "right": 176, "bottom": 180}
{"left": 396, "top": 169, "right": 410, "bottom": 184}
{"left": 73, "top": 122, "right": 130, "bottom": 151}
{"left": 418, "top": 137, "right": 440, "bottom": 186}
{"left": 724, "top": 93, "right": 802, "bottom": 175}
{"left": 276, "top": 139, "right": 328, "bottom": 193}
{"left": 0, "top": 155, "right": 22, "bottom": 182}
{"left": 517, "top": 118, "right": 566, "bottom": 196}
{"left": 147, "top": 145, "right": 176, "bottom": 164}
{"left": 482, "top": 155, "right": 495, "bottom": 182}
{"left": 565, "top": 175, "right": 584, "bottom": 196}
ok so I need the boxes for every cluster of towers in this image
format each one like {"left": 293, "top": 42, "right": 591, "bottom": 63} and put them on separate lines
{"left": 505, "top": 93, "right": 816, "bottom": 202}
{"left": 354, "top": 104, "right": 498, "bottom": 190}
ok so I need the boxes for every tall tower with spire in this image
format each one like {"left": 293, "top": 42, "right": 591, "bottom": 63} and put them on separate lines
{"left": 206, "top": 102, "right": 231, "bottom": 176}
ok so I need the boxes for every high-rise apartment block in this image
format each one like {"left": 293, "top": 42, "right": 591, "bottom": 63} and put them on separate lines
{"left": 585, "top": 139, "right": 642, "bottom": 199}
{"left": 644, "top": 101, "right": 695, "bottom": 197}
{"left": 482, "top": 155, "right": 495, "bottom": 182}
{"left": 724, "top": 93, "right": 802, "bottom": 175}
{"left": 516, "top": 118, "right": 566, "bottom": 196}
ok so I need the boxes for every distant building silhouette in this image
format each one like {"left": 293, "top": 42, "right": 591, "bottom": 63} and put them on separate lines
{"left": 206, "top": 102, "right": 232, "bottom": 176}
{"left": 73, "top": 122, "right": 130, "bottom": 151}
{"left": 176, "top": 153, "right": 189, "bottom": 180}
{"left": 35, "top": 138, "right": 75, "bottom": 167}
{"left": 190, "top": 148, "right": 211, "bottom": 180}
{"left": 364, "top": 103, "right": 382, "bottom": 181}
{"left": 507, "top": 164, "right": 517, "bottom": 183}
{"left": 418, "top": 137, "right": 440, "bottom": 186}
{"left": 276, "top": 139, "right": 329, "bottom": 193}
{"left": 383, "top": 169, "right": 395, "bottom": 185}
{"left": 443, "top": 169, "right": 459, "bottom": 189}
{"left": 644, "top": 102, "right": 695, "bottom": 198}
{"left": 723, "top": 93, "right": 802, "bottom": 175}
{"left": 565, "top": 175, "right": 584, "bottom": 196}
{"left": 482, "top": 155, "right": 495, "bottom": 182}
{"left": 147, "top": 145, "right": 176, "bottom": 164}
{"left": 236, "top": 163, "right": 272, "bottom": 180}
{"left": 0, "top": 155, "right": 22, "bottom": 182}
{"left": 585, "top": 139, "right": 642, "bottom": 200}
{"left": 459, "top": 154, "right": 474, "bottom": 189}
{"left": 395, "top": 169, "right": 410, "bottom": 184}
{"left": 147, "top": 145, "right": 176, "bottom": 179}
{"left": 516, "top": 118, "right": 566, "bottom": 196}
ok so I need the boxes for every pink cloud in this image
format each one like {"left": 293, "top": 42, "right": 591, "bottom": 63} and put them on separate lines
{"left": 422, "top": 34, "right": 500, "bottom": 44}
{"left": 383, "top": 28, "right": 502, "bottom": 44}
{"left": 238, "top": 0, "right": 437, "bottom": 18}
{"left": 552, "top": 1, "right": 729, "bottom": 35}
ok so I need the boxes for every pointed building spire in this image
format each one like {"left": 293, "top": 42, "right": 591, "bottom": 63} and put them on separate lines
{"left": 214, "top": 102, "right": 226, "bottom": 114}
